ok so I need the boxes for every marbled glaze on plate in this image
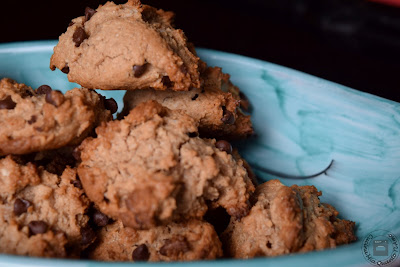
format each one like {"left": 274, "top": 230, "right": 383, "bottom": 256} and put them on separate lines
{"left": 0, "top": 41, "right": 399, "bottom": 267}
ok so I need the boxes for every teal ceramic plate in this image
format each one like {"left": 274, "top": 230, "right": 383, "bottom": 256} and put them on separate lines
{"left": 0, "top": 41, "right": 399, "bottom": 267}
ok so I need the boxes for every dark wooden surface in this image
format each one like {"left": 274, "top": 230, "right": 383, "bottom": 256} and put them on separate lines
{"left": 1, "top": 0, "right": 399, "bottom": 102}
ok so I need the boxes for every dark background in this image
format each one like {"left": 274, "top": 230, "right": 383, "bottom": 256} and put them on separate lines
{"left": 1, "top": 0, "right": 399, "bottom": 102}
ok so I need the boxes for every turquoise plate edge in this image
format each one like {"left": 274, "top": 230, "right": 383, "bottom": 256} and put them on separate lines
{"left": 0, "top": 40, "right": 399, "bottom": 267}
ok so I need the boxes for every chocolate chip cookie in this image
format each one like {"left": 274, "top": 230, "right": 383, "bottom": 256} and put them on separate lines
{"left": 0, "top": 156, "right": 96, "bottom": 258}
{"left": 50, "top": 0, "right": 201, "bottom": 91}
{"left": 77, "top": 100, "right": 255, "bottom": 229}
{"left": 121, "top": 66, "right": 253, "bottom": 140}
{"left": 88, "top": 219, "right": 222, "bottom": 261}
{"left": 0, "top": 78, "right": 112, "bottom": 156}
{"left": 222, "top": 179, "right": 356, "bottom": 258}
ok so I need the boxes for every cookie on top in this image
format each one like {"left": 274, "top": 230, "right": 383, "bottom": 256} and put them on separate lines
{"left": 50, "top": 0, "right": 201, "bottom": 91}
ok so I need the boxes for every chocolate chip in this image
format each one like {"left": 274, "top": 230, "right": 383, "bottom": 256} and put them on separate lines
{"left": 180, "top": 64, "right": 188, "bottom": 75}
{"left": 14, "top": 198, "right": 32, "bottom": 216}
{"left": 159, "top": 236, "right": 190, "bottom": 257}
{"left": 221, "top": 107, "right": 235, "bottom": 125}
{"left": 92, "top": 210, "right": 109, "bottom": 227}
{"left": 81, "top": 226, "right": 96, "bottom": 245}
{"left": 28, "top": 220, "right": 48, "bottom": 235}
{"left": 215, "top": 140, "right": 232, "bottom": 154}
{"left": 36, "top": 85, "right": 52, "bottom": 95}
{"left": 21, "top": 89, "right": 34, "bottom": 98}
{"left": 71, "top": 179, "right": 83, "bottom": 189}
{"left": 104, "top": 98, "right": 118, "bottom": 114}
{"left": 191, "top": 94, "right": 199, "bottom": 101}
{"left": 45, "top": 90, "right": 65, "bottom": 107}
{"left": 133, "top": 64, "right": 148, "bottom": 78}
{"left": 132, "top": 244, "right": 150, "bottom": 261}
{"left": 161, "top": 76, "right": 172, "bottom": 88}
{"left": 61, "top": 65, "right": 70, "bottom": 74}
{"left": 85, "top": 7, "right": 97, "bottom": 22}
{"left": 27, "top": 115, "right": 37, "bottom": 125}
{"left": 73, "top": 27, "right": 88, "bottom": 47}
{"left": 0, "top": 96, "right": 16, "bottom": 110}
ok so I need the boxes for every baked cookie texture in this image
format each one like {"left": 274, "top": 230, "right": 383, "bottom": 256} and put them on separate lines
{"left": 222, "top": 179, "right": 356, "bottom": 259}
{"left": 88, "top": 219, "right": 222, "bottom": 262}
{"left": 0, "top": 78, "right": 112, "bottom": 156}
{"left": 0, "top": 156, "right": 95, "bottom": 258}
{"left": 121, "top": 67, "right": 253, "bottom": 140}
{"left": 232, "top": 149, "right": 258, "bottom": 186}
{"left": 77, "top": 100, "right": 255, "bottom": 229}
{"left": 50, "top": 0, "right": 201, "bottom": 91}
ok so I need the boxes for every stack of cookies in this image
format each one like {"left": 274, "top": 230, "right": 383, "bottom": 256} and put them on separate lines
{"left": 0, "top": 0, "right": 356, "bottom": 262}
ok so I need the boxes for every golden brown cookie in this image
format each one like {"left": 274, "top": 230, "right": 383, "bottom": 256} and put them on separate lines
{"left": 232, "top": 148, "right": 258, "bottom": 186}
{"left": 88, "top": 219, "right": 222, "bottom": 262}
{"left": 77, "top": 100, "right": 255, "bottom": 229}
{"left": 50, "top": 0, "right": 201, "bottom": 91}
{"left": 121, "top": 66, "right": 253, "bottom": 140}
{"left": 222, "top": 179, "right": 356, "bottom": 258}
{"left": 0, "top": 156, "right": 96, "bottom": 258}
{"left": 0, "top": 78, "right": 113, "bottom": 156}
